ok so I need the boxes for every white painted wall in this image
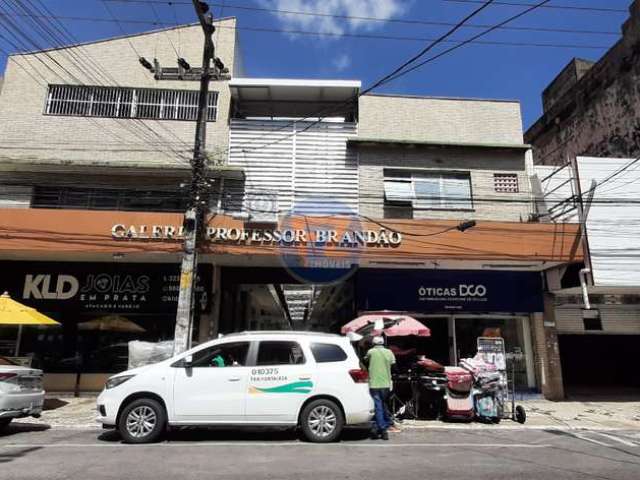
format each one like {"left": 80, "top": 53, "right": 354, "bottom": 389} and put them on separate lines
{"left": 228, "top": 119, "right": 358, "bottom": 215}
{"left": 535, "top": 157, "right": 640, "bottom": 287}
{"left": 577, "top": 156, "right": 640, "bottom": 287}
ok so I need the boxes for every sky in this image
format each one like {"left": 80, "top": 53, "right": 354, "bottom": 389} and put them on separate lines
{"left": 0, "top": 0, "right": 632, "bottom": 129}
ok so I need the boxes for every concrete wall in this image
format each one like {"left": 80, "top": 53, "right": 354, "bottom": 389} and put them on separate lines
{"left": 525, "top": 1, "right": 640, "bottom": 165}
{"left": 359, "top": 94, "right": 525, "bottom": 146}
{"left": 358, "top": 145, "right": 533, "bottom": 221}
{"left": 0, "top": 19, "right": 238, "bottom": 170}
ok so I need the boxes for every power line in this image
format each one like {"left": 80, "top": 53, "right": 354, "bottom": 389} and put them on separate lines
{"left": 149, "top": 1, "right": 181, "bottom": 58}
{"left": 98, "top": 0, "right": 622, "bottom": 36}
{"left": 0, "top": 13, "right": 616, "bottom": 50}
{"left": 235, "top": 0, "right": 554, "bottom": 155}
{"left": 440, "top": 0, "right": 627, "bottom": 13}
{"left": 105, "top": 0, "right": 629, "bottom": 15}
{"left": 378, "top": 0, "right": 555, "bottom": 88}
{"left": 366, "top": 0, "right": 497, "bottom": 95}
{"left": 0, "top": 0, "right": 197, "bottom": 164}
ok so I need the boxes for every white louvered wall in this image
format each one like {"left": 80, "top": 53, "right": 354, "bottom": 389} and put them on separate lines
{"left": 228, "top": 119, "right": 358, "bottom": 215}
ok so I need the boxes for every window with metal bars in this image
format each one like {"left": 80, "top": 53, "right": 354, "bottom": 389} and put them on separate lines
{"left": 44, "top": 84, "right": 218, "bottom": 121}
{"left": 31, "top": 186, "right": 188, "bottom": 212}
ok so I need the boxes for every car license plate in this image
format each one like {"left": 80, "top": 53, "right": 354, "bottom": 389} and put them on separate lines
{"left": 19, "top": 377, "right": 42, "bottom": 391}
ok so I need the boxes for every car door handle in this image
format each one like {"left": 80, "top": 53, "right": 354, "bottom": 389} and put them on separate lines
{"left": 228, "top": 376, "right": 241, "bottom": 382}
{"left": 299, "top": 376, "right": 311, "bottom": 380}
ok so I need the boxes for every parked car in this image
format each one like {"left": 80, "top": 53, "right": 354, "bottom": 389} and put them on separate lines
{"left": 0, "top": 356, "right": 45, "bottom": 430}
{"left": 97, "top": 331, "right": 374, "bottom": 443}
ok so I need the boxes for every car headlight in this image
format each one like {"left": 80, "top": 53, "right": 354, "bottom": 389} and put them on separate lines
{"left": 105, "top": 375, "right": 135, "bottom": 390}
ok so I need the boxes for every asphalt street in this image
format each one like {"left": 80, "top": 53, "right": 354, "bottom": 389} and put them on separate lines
{"left": 2, "top": 424, "right": 640, "bottom": 480}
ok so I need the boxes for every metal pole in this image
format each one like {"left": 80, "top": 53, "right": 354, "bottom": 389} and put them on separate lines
{"left": 14, "top": 324, "right": 22, "bottom": 357}
{"left": 173, "top": 2, "right": 215, "bottom": 355}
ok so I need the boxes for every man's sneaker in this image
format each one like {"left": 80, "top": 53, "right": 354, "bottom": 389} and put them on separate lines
{"left": 380, "top": 431, "right": 389, "bottom": 441}
{"left": 370, "top": 431, "right": 381, "bottom": 440}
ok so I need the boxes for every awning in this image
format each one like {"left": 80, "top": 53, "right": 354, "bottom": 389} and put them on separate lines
{"left": 230, "top": 78, "right": 361, "bottom": 119}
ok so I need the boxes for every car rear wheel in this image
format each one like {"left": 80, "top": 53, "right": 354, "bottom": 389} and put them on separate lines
{"left": 0, "top": 418, "right": 11, "bottom": 431}
{"left": 118, "top": 398, "right": 166, "bottom": 444}
{"left": 300, "top": 399, "right": 344, "bottom": 443}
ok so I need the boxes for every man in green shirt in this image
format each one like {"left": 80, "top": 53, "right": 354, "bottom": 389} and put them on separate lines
{"left": 364, "top": 336, "right": 396, "bottom": 440}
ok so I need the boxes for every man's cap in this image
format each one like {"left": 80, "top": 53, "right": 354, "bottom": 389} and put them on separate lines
{"left": 372, "top": 336, "right": 384, "bottom": 345}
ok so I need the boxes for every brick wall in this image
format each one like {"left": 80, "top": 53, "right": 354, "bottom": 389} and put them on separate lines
{"left": 0, "top": 19, "right": 238, "bottom": 170}
{"left": 359, "top": 94, "right": 525, "bottom": 146}
{"left": 525, "top": 1, "right": 640, "bottom": 165}
{"left": 358, "top": 145, "right": 533, "bottom": 221}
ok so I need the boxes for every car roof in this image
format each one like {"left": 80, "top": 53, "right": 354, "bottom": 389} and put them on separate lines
{"left": 217, "top": 331, "right": 344, "bottom": 340}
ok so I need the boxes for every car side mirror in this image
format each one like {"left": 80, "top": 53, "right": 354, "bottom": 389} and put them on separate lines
{"left": 184, "top": 354, "right": 193, "bottom": 368}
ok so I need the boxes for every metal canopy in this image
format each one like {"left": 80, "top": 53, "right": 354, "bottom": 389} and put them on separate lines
{"left": 230, "top": 78, "right": 361, "bottom": 120}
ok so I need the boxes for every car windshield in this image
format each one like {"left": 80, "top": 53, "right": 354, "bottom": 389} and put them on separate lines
{"left": 0, "top": 356, "right": 18, "bottom": 366}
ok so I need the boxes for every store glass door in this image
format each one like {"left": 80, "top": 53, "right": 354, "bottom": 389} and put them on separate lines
{"left": 453, "top": 316, "right": 534, "bottom": 390}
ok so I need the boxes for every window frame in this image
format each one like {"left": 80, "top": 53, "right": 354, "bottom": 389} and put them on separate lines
{"left": 44, "top": 84, "right": 218, "bottom": 122}
{"left": 254, "top": 340, "right": 307, "bottom": 367}
{"left": 383, "top": 169, "right": 474, "bottom": 213}
{"left": 172, "top": 341, "right": 251, "bottom": 368}
{"left": 310, "top": 342, "right": 348, "bottom": 363}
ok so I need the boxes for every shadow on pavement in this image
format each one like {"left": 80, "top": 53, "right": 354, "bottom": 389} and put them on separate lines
{"left": 43, "top": 398, "right": 70, "bottom": 411}
{"left": 0, "top": 446, "right": 43, "bottom": 464}
{"left": 97, "top": 425, "right": 372, "bottom": 443}
{"left": 0, "top": 422, "right": 50, "bottom": 438}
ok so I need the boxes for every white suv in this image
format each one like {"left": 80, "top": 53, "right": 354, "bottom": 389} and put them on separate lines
{"left": 97, "top": 332, "right": 374, "bottom": 443}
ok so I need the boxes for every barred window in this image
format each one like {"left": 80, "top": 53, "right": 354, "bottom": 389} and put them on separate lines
{"left": 31, "top": 186, "right": 188, "bottom": 213}
{"left": 493, "top": 173, "right": 519, "bottom": 193}
{"left": 45, "top": 84, "right": 218, "bottom": 121}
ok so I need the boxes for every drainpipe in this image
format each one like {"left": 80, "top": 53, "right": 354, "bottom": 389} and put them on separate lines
{"left": 579, "top": 268, "right": 591, "bottom": 310}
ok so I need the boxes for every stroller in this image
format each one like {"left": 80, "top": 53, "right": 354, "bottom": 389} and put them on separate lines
{"left": 443, "top": 367, "right": 475, "bottom": 421}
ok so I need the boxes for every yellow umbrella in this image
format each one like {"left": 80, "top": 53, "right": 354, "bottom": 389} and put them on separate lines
{"left": 0, "top": 291, "right": 60, "bottom": 356}
{"left": 78, "top": 315, "right": 145, "bottom": 333}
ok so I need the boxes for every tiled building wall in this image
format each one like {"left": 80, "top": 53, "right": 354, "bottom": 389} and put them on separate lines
{"left": 358, "top": 145, "right": 533, "bottom": 221}
{"left": 359, "top": 94, "right": 525, "bottom": 146}
{"left": 0, "top": 19, "right": 238, "bottom": 169}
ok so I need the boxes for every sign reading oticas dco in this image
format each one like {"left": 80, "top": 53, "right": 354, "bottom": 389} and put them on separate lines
{"left": 357, "top": 269, "right": 544, "bottom": 313}
{"left": 111, "top": 224, "right": 402, "bottom": 247}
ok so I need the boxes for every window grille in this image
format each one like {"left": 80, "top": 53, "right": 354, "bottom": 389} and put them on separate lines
{"left": 494, "top": 173, "right": 519, "bottom": 193}
{"left": 45, "top": 84, "right": 218, "bottom": 121}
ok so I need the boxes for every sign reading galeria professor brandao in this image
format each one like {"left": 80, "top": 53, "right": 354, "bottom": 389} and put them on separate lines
{"left": 111, "top": 223, "right": 403, "bottom": 247}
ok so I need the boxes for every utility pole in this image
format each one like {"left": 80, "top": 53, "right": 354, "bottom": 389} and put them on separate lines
{"left": 173, "top": 1, "right": 216, "bottom": 355}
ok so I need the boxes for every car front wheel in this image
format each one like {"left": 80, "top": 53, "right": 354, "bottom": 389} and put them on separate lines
{"left": 300, "top": 399, "right": 344, "bottom": 443}
{"left": 118, "top": 398, "right": 166, "bottom": 444}
{"left": 0, "top": 418, "right": 11, "bottom": 431}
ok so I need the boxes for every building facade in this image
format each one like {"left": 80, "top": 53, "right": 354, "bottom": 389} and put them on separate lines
{"left": 533, "top": 157, "right": 640, "bottom": 397}
{"left": 525, "top": 0, "right": 640, "bottom": 165}
{"left": 0, "top": 22, "right": 582, "bottom": 395}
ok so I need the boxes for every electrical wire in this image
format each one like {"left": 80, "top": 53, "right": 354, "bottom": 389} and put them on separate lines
{"left": 376, "top": 0, "right": 554, "bottom": 88}
{"left": 0, "top": 8, "right": 622, "bottom": 37}
{"left": 1, "top": 0, "right": 200, "bottom": 164}
{"left": 213, "top": 0, "right": 555, "bottom": 156}
{"left": 440, "top": 0, "right": 627, "bottom": 13}
{"left": 105, "top": 0, "right": 629, "bottom": 15}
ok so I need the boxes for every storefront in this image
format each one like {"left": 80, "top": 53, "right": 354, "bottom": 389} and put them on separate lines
{"left": 356, "top": 269, "right": 542, "bottom": 389}
{"left": 0, "top": 208, "right": 583, "bottom": 392}
{"left": 0, "top": 260, "right": 211, "bottom": 390}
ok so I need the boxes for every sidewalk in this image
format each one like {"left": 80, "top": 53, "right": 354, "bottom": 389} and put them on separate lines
{"left": 13, "top": 395, "right": 640, "bottom": 430}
